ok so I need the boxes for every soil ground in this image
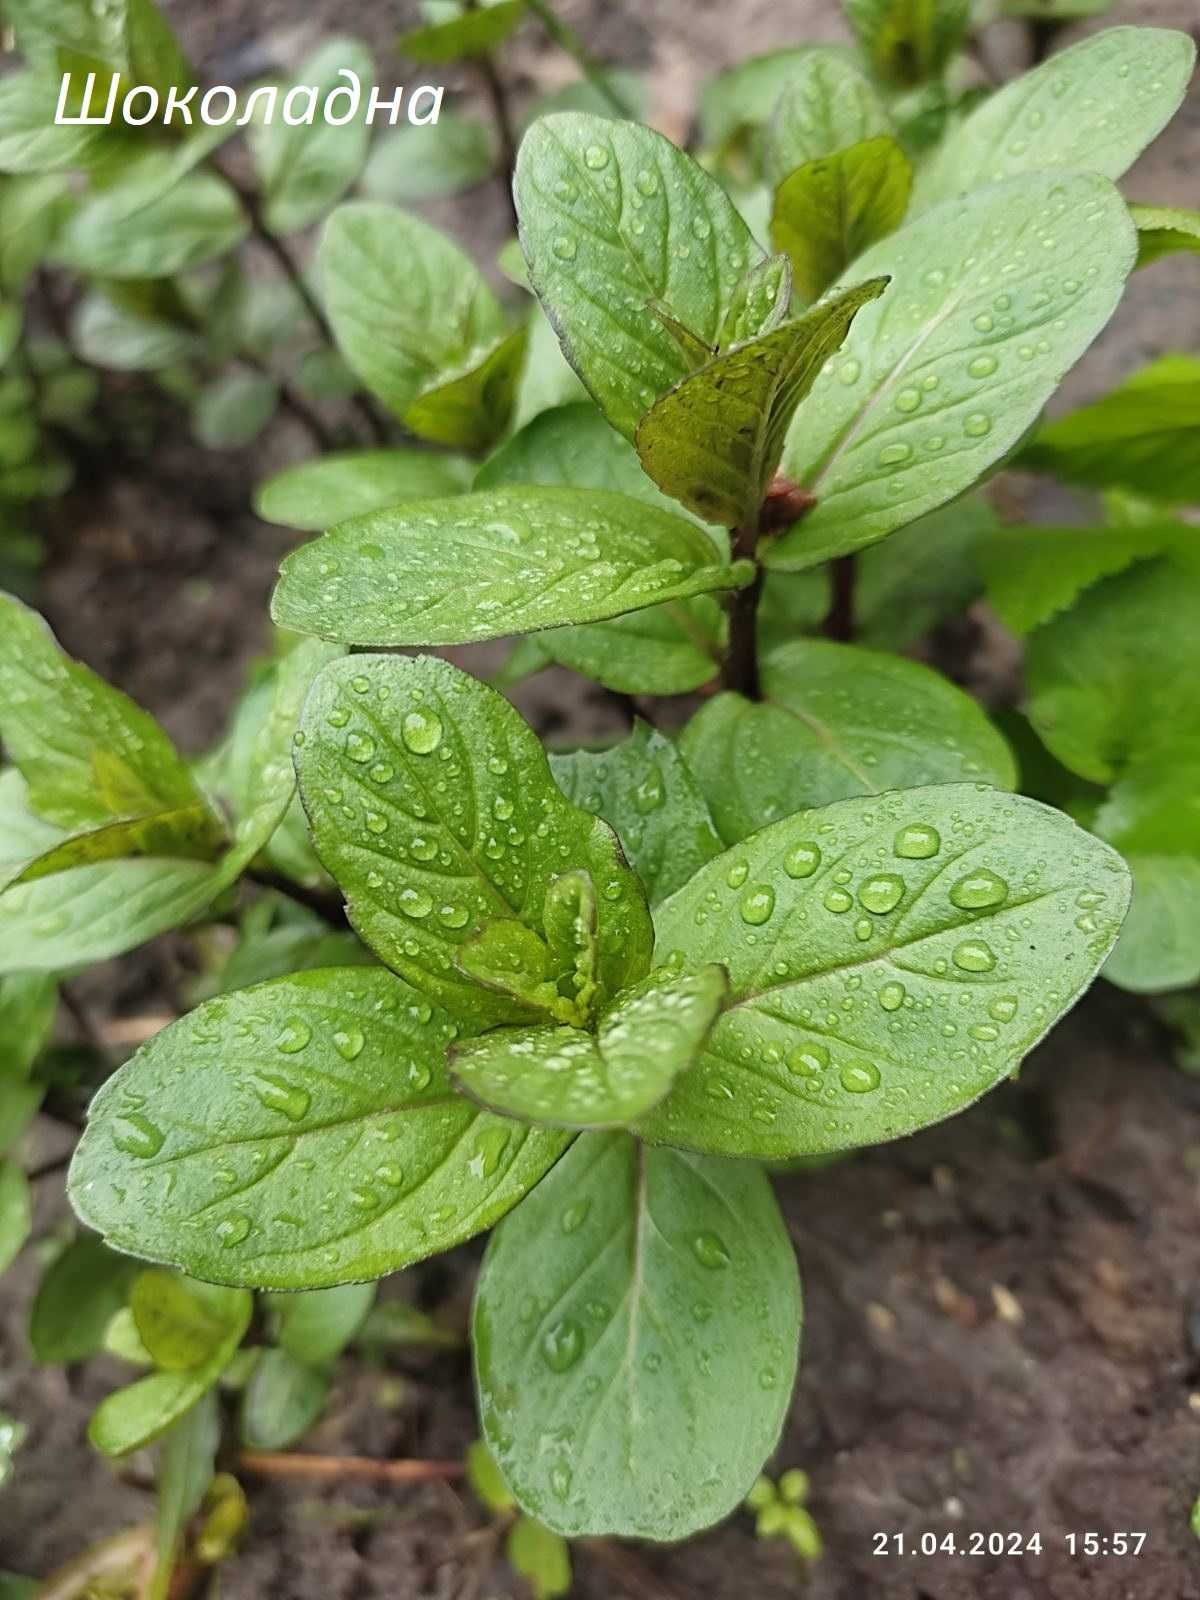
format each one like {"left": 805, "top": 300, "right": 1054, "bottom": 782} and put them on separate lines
{"left": 2, "top": 2, "right": 1200, "bottom": 1596}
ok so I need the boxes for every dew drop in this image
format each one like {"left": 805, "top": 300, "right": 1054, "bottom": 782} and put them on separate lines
{"left": 894, "top": 823, "right": 940, "bottom": 859}
{"left": 333, "top": 1027, "right": 365, "bottom": 1061}
{"left": 879, "top": 982, "right": 906, "bottom": 1013}
{"left": 552, "top": 234, "right": 578, "bottom": 261}
{"left": 949, "top": 869, "right": 1009, "bottom": 910}
{"left": 541, "top": 1317, "right": 584, "bottom": 1372}
{"left": 858, "top": 874, "right": 904, "bottom": 914}
{"left": 113, "top": 1113, "right": 165, "bottom": 1159}
{"left": 399, "top": 887, "right": 434, "bottom": 919}
{"left": 824, "top": 886, "right": 853, "bottom": 914}
{"left": 840, "top": 1060, "right": 881, "bottom": 1094}
{"left": 216, "top": 1213, "right": 252, "bottom": 1248}
{"left": 787, "top": 1042, "right": 828, "bottom": 1077}
{"left": 691, "top": 1231, "right": 731, "bottom": 1270}
{"left": 878, "top": 442, "right": 912, "bottom": 467}
{"left": 895, "top": 387, "right": 921, "bottom": 413}
{"left": 252, "top": 1073, "right": 310, "bottom": 1123}
{"left": 952, "top": 939, "right": 996, "bottom": 973}
{"left": 964, "top": 412, "right": 992, "bottom": 438}
{"left": 726, "top": 859, "right": 749, "bottom": 889}
{"left": 438, "top": 902, "right": 470, "bottom": 929}
{"left": 635, "top": 168, "right": 659, "bottom": 197}
{"left": 838, "top": 358, "right": 861, "bottom": 385}
{"left": 584, "top": 143, "right": 609, "bottom": 169}
{"left": 401, "top": 708, "right": 443, "bottom": 754}
{"left": 989, "top": 995, "right": 1018, "bottom": 1023}
{"left": 561, "top": 1199, "right": 591, "bottom": 1234}
{"left": 740, "top": 885, "right": 775, "bottom": 926}
{"left": 275, "top": 1018, "right": 312, "bottom": 1054}
{"left": 968, "top": 354, "right": 998, "bottom": 378}
{"left": 784, "top": 841, "right": 821, "bottom": 878}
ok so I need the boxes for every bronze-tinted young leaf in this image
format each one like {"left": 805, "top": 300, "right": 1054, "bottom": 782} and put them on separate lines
{"left": 69, "top": 968, "right": 570, "bottom": 1289}
{"left": 770, "top": 139, "right": 911, "bottom": 302}
{"left": 475, "top": 1133, "right": 801, "bottom": 1539}
{"left": 515, "top": 113, "right": 763, "bottom": 440}
{"left": 637, "top": 786, "right": 1130, "bottom": 1159}
{"left": 635, "top": 279, "right": 887, "bottom": 528}
{"left": 294, "top": 654, "right": 653, "bottom": 1027}
{"left": 451, "top": 964, "right": 728, "bottom": 1128}
{"left": 272, "top": 487, "right": 749, "bottom": 647}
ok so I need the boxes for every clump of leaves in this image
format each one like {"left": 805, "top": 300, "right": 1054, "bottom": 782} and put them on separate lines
{"left": 0, "top": 0, "right": 1196, "bottom": 1581}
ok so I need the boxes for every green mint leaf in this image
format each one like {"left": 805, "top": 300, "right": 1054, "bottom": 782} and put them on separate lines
{"left": 636, "top": 279, "right": 888, "bottom": 528}
{"left": 451, "top": 963, "right": 728, "bottom": 1128}
{"left": 681, "top": 639, "right": 1015, "bottom": 844}
{"left": 1025, "top": 556, "right": 1200, "bottom": 783}
{"left": 403, "top": 323, "right": 528, "bottom": 452}
{"left": 191, "top": 372, "right": 278, "bottom": 451}
{"left": 255, "top": 449, "right": 472, "bottom": 532}
{"left": 763, "top": 54, "right": 892, "bottom": 187}
{"left": 69, "top": 968, "right": 571, "bottom": 1288}
{"left": 718, "top": 255, "right": 793, "bottom": 347}
{"left": 636, "top": 785, "right": 1130, "bottom": 1158}
{"left": 507, "top": 1516, "right": 572, "bottom": 1600}
{"left": 476, "top": 403, "right": 726, "bottom": 695}
{"left": 456, "top": 918, "right": 583, "bottom": 1023}
{"left": 1018, "top": 355, "right": 1200, "bottom": 505}
{"left": 240, "top": 1349, "right": 330, "bottom": 1450}
{"left": 295, "top": 654, "right": 653, "bottom": 1026}
{"left": 53, "top": 171, "right": 248, "bottom": 280}
{"left": 0, "top": 770, "right": 64, "bottom": 892}
{"left": 843, "top": 0, "right": 971, "bottom": 87}
{"left": 29, "top": 1236, "right": 137, "bottom": 1363}
{"left": 700, "top": 47, "right": 849, "bottom": 157}
{"left": 0, "top": 73, "right": 117, "bottom": 175}
{"left": 549, "top": 722, "right": 724, "bottom": 904}
{"left": 771, "top": 173, "right": 1134, "bottom": 570}
{"left": 272, "top": 486, "right": 749, "bottom": 647}
{"left": 399, "top": 0, "right": 526, "bottom": 62}
{"left": 267, "top": 1282, "right": 376, "bottom": 1364}
{"left": 131, "top": 1270, "right": 245, "bottom": 1371}
{"left": 770, "top": 141, "right": 911, "bottom": 302}
{"left": 250, "top": 39, "right": 373, "bottom": 234}
{"left": 13, "top": 805, "right": 223, "bottom": 884}
{"left": 979, "top": 520, "right": 1179, "bottom": 636}
{"left": 474, "top": 1132, "right": 800, "bottom": 1539}
{"left": 916, "top": 27, "right": 1196, "bottom": 210}
{"left": 0, "top": 1161, "right": 31, "bottom": 1273}
{"left": 89, "top": 1285, "right": 250, "bottom": 1456}
{"left": 0, "top": 970, "right": 57, "bottom": 1079}
{"left": 73, "top": 288, "right": 199, "bottom": 372}
{"left": 0, "top": 594, "right": 217, "bottom": 832}
{"left": 362, "top": 115, "right": 497, "bottom": 203}
{"left": 1130, "top": 204, "right": 1200, "bottom": 269}
{"left": 515, "top": 113, "right": 762, "bottom": 441}
{"left": 467, "top": 1439, "right": 516, "bottom": 1513}
{"left": 318, "top": 202, "right": 506, "bottom": 418}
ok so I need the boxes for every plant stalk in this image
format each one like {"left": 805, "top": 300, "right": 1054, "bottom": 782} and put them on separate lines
{"left": 524, "top": 0, "right": 636, "bottom": 118}
{"left": 246, "top": 867, "right": 350, "bottom": 929}
{"left": 477, "top": 52, "right": 521, "bottom": 231}
{"left": 723, "top": 520, "right": 764, "bottom": 699}
{"left": 823, "top": 553, "right": 858, "bottom": 643}
{"left": 238, "top": 1452, "right": 465, "bottom": 1484}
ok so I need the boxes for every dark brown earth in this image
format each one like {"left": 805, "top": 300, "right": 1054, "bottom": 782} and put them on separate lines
{"left": 2, "top": 1, "right": 1199, "bottom": 1596}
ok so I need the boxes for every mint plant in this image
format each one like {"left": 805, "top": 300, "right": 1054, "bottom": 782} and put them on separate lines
{"left": 0, "top": 0, "right": 1196, "bottom": 1582}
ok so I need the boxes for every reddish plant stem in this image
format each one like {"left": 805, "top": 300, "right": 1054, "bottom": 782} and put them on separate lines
{"left": 723, "top": 519, "right": 764, "bottom": 698}
{"left": 238, "top": 1451, "right": 465, "bottom": 1484}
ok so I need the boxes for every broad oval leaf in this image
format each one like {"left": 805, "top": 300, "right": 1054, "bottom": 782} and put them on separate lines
{"left": 318, "top": 202, "right": 506, "bottom": 418}
{"left": 549, "top": 722, "right": 723, "bottom": 904}
{"left": 295, "top": 654, "right": 653, "bottom": 1027}
{"left": 272, "top": 486, "right": 749, "bottom": 647}
{"left": 770, "top": 173, "right": 1135, "bottom": 569}
{"left": 474, "top": 1132, "right": 801, "bottom": 1539}
{"left": 451, "top": 965, "right": 729, "bottom": 1128}
{"left": 699, "top": 47, "right": 847, "bottom": 156}
{"left": 69, "top": 967, "right": 571, "bottom": 1289}
{"left": 362, "top": 115, "right": 497, "bottom": 203}
{"left": 0, "top": 72, "right": 115, "bottom": 175}
{"left": 0, "top": 593, "right": 215, "bottom": 831}
{"left": 255, "top": 449, "right": 472, "bottom": 532}
{"left": 53, "top": 170, "right": 248, "bottom": 279}
{"left": 403, "top": 324, "right": 528, "bottom": 452}
{"left": 515, "top": 113, "right": 763, "bottom": 441}
{"left": 131, "top": 1270, "right": 240, "bottom": 1371}
{"left": 250, "top": 39, "right": 373, "bottom": 234}
{"left": 763, "top": 54, "right": 892, "bottom": 187}
{"left": 680, "top": 639, "right": 1016, "bottom": 844}
{"left": 476, "top": 403, "right": 726, "bottom": 694}
{"left": 1024, "top": 555, "right": 1200, "bottom": 784}
{"left": 0, "top": 1160, "right": 31, "bottom": 1273}
{"left": 770, "top": 140, "right": 911, "bottom": 303}
{"left": 979, "top": 520, "right": 1174, "bottom": 637}
{"left": 636, "top": 785, "right": 1130, "bottom": 1159}
{"left": 1101, "top": 855, "right": 1200, "bottom": 994}
{"left": 916, "top": 27, "right": 1196, "bottom": 210}
{"left": 268, "top": 1281, "right": 376, "bottom": 1363}
{"left": 241, "top": 1347, "right": 330, "bottom": 1449}
{"left": 191, "top": 372, "right": 277, "bottom": 450}
{"left": 29, "top": 1235, "right": 137, "bottom": 1364}
{"left": 635, "top": 279, "right": 887, "bottom": 529}
{"left": 1018, "top": 355, "right": 1200, "bottom": 505}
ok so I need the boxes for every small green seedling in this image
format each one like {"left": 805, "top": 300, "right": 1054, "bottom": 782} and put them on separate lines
{"left": 746, "top": 1469, "right": 823, "bottom": 1561}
